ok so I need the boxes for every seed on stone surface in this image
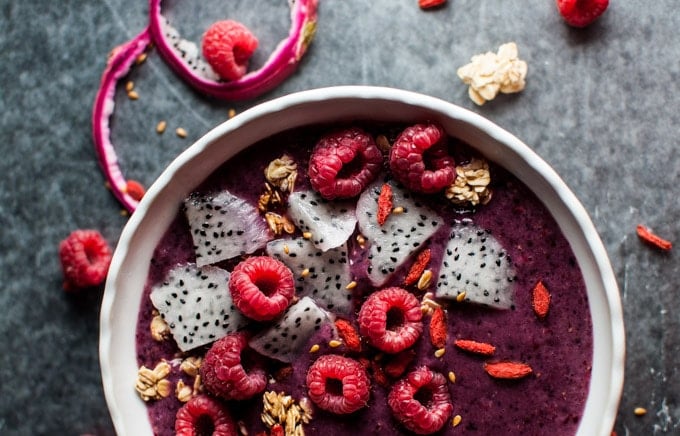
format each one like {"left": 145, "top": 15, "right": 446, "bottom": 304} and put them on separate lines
{"left": 156, "top": 120, "right": 167, "bottom": 134}
{"left": 176, "top": 127, "right": 188, "bottom": 138}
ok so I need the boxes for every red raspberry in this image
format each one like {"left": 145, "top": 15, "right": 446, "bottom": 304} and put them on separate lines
{"left": 229, "top": 256, "right": 295, "bottom": 321}
{"left": 200, "top": 332, "right": 267, "bottom": 401}
{"left": 388, "top": 123, "right": 455, "bottom": 194}
{"left": 357, "top": 287, "right": 423, "bottom": 354}
{"left": 387, "top": 366, "right": 453, "bottom": 435}
{"left": 306, "top": 355, "right": 371, "bottom": 414}
{"left": 556, "top": 0, "right": 609, "bottom": 28}
{"left": 202, "top": 20, "right": 258, "bottom": 81}
{"left": 175, "top": 394, "right": 237, "bottom": 436}
{"left": 308, "top": 127, "right": 383, "bottom": 199}
{"left": 58, "top": 229, "right": 113, "bottom": 291}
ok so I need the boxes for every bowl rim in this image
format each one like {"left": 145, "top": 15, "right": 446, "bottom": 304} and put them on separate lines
{"left": 100, "top": 85, "right": 625, "bottom": 436}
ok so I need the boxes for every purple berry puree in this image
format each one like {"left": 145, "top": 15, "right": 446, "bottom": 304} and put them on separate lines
{"left": 135, "top": 123, "right": 592, "bottom": 435}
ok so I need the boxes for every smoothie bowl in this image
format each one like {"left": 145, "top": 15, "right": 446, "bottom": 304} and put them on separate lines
{"left": 100, "top": 86, "right": 624, "bottom": 435}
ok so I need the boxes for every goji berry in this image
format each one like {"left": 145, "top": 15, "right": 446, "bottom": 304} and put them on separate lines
{"left": 377, "top": 183, "right": 393, "bottom": 226}
{"left": 334, "top": 318, "right": 362, "bottom": 352}
{"left": 483, "top": 361, "right": 532, "bottom": 379}
{"left": 429, "top": 306, "right": 447, "bottom": 349}
{"left": 384, "top": 349, "right": 416, "bottom": 379}
{"left": 636, "top": 224, "right": 672, "bottom": 251}
{"left": 454, "top": 339, "right": 496, "bottom": 356}
{"left": 124, "top": 179, "right": 146, "bottom": 201}
{"left": 419, "top": 0, "right": 446, "bottom": 9}
{"left": 404, "top": 248, "right": 431, "bottom": 286}
{"left": 532, "top": 281, "right": 551, "bottom": 318}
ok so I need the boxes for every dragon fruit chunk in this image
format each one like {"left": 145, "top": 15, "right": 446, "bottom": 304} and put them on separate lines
{"left": 266, "top": 237, "right": 353, "bottom": 314}
{"left": 184, "top": 189, "right": 272, "bottom": 267}
{"left": 435, "top": 221, "right": 516, "bottom": 309}
{"left": 287, "top": 190, "right": 357, "bottom": 251}
{"left": 248, "top": 296, "right": 331, "bottom": 363}
{"left": 357, "top": 179, "right": 444, "bottom": 286}
{"left": 149, "top": 263, "right": 249, "bottom": 352}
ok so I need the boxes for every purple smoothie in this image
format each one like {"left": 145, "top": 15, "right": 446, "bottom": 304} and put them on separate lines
{"left": 135, "top": 123, "right": 592, "bottom": 435}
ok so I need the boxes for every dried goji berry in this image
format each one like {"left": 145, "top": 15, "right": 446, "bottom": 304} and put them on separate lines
{"left": 384, "top": 349, "right": 416, "bottom": 379}
{"left": 532, "top": 281, "right": 551, "bottom": 318}
{"left": 334, "top": 318, "right": 362, "bottom": 352}
{"left": 377, "top": 183, "right": 393, "bottom": 226}
{"left": 483, "top": 361, "right": 532, "bottom": 379}
{"left": 636, "top": 224, "right": 672, "bottom": 251}
{"left": 371, "top": 360, "right": 390, "bottom": 387}
{"left": 419, "top": 0, "right": 446, "bottom": 9}
{"left": 429, "top": 306, "right": 447, "bottom": 349}
{"left": 404, "top": 248, "right": 431, "bottom": 286}
{"left": 454, "top": 339, "right": 496, "bottom": 356}
{"left": 270, "top": 423, "right": 284, "bottom": 436}
{"left": 124, "top": 179, "right": 146, "bottom": 201}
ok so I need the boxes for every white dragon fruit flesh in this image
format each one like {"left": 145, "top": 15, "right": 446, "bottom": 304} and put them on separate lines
{"left": 287, "top": 190, "right": 357, "bottom": 251}
{"left": 184, "top": 189, "right": 272, "bottom": 267}
{"left": 266, "top": 237, "right": 353, "bottom": 314}
{"left": 249, "top": 296, "right": 331, "bottom": 363}
{"left": 159, "top": 16, "right": 221, "bottom": 81}
{"left": 149, "top": 263, "right": 249, "bottom": 352}
{"left": 435, "top": 221, "right": 516, "bottom": 309}
{"left": 357, "top": 179, "right": 444, "bottom": 286}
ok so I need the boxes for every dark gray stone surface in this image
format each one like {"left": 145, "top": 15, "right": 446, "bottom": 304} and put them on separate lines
{"left": 0, "top": 0, "right": 678, "bottom": 434}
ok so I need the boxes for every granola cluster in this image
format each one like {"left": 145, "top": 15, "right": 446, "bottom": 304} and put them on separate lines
{"left": 445, "top": 157, "right": 493, "bottom": 206}
{"left": 457, "top": 42, "right": 527, "bottom": 105}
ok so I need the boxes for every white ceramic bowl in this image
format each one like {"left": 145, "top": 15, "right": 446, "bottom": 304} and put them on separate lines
{"left": 100, "top": 86, "right": 624, "bottom": 435}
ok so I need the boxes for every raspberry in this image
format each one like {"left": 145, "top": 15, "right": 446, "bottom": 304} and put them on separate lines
{"left": 175, "top": 394, "right": 237, "bottom": 436}
{"left": 202, "top": 20, "right": 258, "bottom": 81}
{"left": 308, "top": 127, "right": 383, "bottom": 199}
{"left": 229, "top": 256, "right": 295, "bottom": 321}
{"left": 306, "top": 355, "right": 371, "bottom": 414}
{"left": 387, "top": 366, "right": 453, "bottom": 435}
{"left": 388, "top": 123, "right": 455, "bottom": 194}
{"left": 58, "top": 229, "right": 113, "bottom": 291}
{"left": 357, "top": 287, "right": 423, "bottom": 354}
{"left": 200, "top": 332, "right": 267, "bottom": 401}
{"left": 556, "top": 0, "right": 609, "bottom": 28}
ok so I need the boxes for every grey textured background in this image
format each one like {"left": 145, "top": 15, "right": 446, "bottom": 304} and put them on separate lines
{"left": 1, "top": 0, "right": 678, "bottom": 434}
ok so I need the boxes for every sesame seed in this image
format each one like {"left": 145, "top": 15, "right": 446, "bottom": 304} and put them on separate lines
{"left": 392, "top": 206, "right": 404, "bottom": 214}
{"left": 328, "top": 340, "right": 342, "bottom": 348}
{"left": 434, "top": 348, "right": 446, "bottom": 358}
{"left": 309, "top": 344, "right": 320, "bottom": 353}
{"left": 176, "top": 127, "right": 188, "bottom": 138}
{"left": 127, "top": 90, "right": 139, "bottom": 100}
{"left": 125, "top": 81, "right": 134, "bottom": 92}
{"left": 135, "top": 53, "right": 147, "bottom": 64}
{"left": 452, "top": 415, "right": 462, "bottom": 427}
{"left": 156, "top": 120, "right": 167, "bottom": 134}
{"left": 345, "top": 281, "right": 357, "bottom": 290}
{"left": 634, "top": 407, "right": 647, "bottom": 416}
{"left": 456, "top": 291, "right": 467, "bottom": 302}
{"left": 448, "top": 371, "right": 456, "bottom": 383}
{"left": 228, "top": 108, "right": 237, "bottom": 118}
{"left": 302, "top": 231, "right": 312, "bottom": 239}
{"left": 300, "top": 268, "right": 310, "bottom": 278}
{"left": 283, "top": 244, "right": 290, "bottom": 254}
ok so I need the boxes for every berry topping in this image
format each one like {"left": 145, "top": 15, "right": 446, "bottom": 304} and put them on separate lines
{"left": 308, "top": 127, "right": 383, "bottom": 199}
{"left": 229, "top": 256, "right": 295, "bottom": 321}
{"left": 358, "top": 287, "right": 423, "bottom": 354}
{"left": 388, "top": 123, "right": 455, "bottom": 194}
{"left": 556, "top": 0, "right": 609, "bottom": 28}
{"left": 306, "top": 355, "right": 371, "bottom": 414}
{"left": 387, "top": 366, "right": 454, "bottom": 435}
{"left": 58, "top": 229, "right": 113, "bottom": 291}
{"left": 175, "top": 394, "right": 237, "bottom": 436}
{"left": 201, "top": 20, "right": 259, "bottom": 81}
{"left": 200, "top": 332, "right": 267, "bottom": 401}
